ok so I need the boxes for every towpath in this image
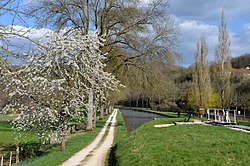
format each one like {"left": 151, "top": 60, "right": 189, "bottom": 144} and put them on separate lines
{"left": 60, "top": 109, "right": 117, "bottom": 166}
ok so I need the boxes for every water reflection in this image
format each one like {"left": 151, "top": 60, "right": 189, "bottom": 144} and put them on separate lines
{"left": 120, "top": 109, "right": 167, "bottom": 132}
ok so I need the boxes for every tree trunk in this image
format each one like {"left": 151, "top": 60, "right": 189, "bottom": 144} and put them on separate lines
{"left": 141, "top": 96, "right": 144, "bottom": 108}
{"left": 100, "top": 104, "right": 104, "bottom": 120}
{"left": 92, "top": 106, "right": 97, "bottom": 129}
{"left": 136, "top": 98, "right": 139, "bottom": 107}
{"left": 82, "top": 0, "right": 89, "bottom": 35}
{"left": 86, "top": 88, "right": 94, "bottom": 131}
{"left": 60, "top": 134, "right": 66, "bottom": 151}
{"left": 105, "top": 103, "right": 109, "bottom": 115}
{"left": 147, "top": 98, "right": 150, "bottom": 109}
{"left": 248, "top": 110, "right": 250, "bottom": 122}
{"left": 108, "top": 105, "right": 113, "bottom": 114}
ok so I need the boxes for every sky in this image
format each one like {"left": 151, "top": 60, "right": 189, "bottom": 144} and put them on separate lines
{"left": 1, "top": 0, "right": 250, "bottom": 66}
{"left": 168, "top": 0, "right": 250, "bottom": 66}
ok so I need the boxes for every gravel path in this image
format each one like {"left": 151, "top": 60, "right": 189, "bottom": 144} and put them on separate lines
{"left": 60, "top": 109, "right": 117, "bottom": 166}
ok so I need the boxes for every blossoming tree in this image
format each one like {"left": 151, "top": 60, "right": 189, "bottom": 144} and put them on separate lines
{"left": 3, "top": 30, "right": 121, "bottom": 149}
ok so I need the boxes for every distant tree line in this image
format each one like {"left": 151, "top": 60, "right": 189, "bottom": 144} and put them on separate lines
{"left": 231, "top": 54, "right": 250, "bottom": 68}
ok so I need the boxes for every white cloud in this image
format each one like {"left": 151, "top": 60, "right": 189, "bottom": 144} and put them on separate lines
{"left": 169, "top": 0, "right": 250, "bottom": 22}
{"left": 2, "top": 22, "right": 250, "bottom": 67}
{"left": 170, "top": 0, "right": 250, "bottom": 66}
{"left": 3, "top": 25, "right": 51, "bottom": 41}
{"left": 177, "top": 20, "right": 250, "bottom": 66}
{"left": 0, "top": 26, "right": 51, "bottom": 63}
{"left": 178, "top": 20, "right": 250, "bottom": 66}
{"left": 177, "top": 20, "right": 218, "bottom": 66}
{"left": 231, "top": 24, "right": 250, "bottom": 57}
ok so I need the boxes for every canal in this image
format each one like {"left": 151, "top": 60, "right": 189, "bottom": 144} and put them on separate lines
{"left": 120, "top": 108, "right": 167, "bottom": 132}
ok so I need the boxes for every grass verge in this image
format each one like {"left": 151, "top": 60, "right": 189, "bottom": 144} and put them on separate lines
{"left": 107, "top": 110, "right": 127, "bottom": 166}
{"left": 237, "top": 120, "right": 250, "bottom": 126}
{"left": 17, "top": 116, "right": 109, "bottom": 166}
{"left": 114, "top": 111, "right": 128, "bottom": 144}
{"left": 126, "top": 107, "right": 192, "bottom": 118}
{"left": 115, "top": 118, "right": 250, "bottom": 166}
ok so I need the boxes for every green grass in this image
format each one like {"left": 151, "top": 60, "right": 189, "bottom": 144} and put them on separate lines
{"left": 0, "top": 120, "right": 19, "bottom": 145}
{"left": 0, "top": 114, "right": 17, "bottom": 121}
{"left": 116, "top": 118, "right": 250, "bottom": 166}
{"left": 114, "top": 111, "right": 128, "bottom": 144}
{"left": 129, "top": 107, "right": 191, "bottom": 118}
{"left": 0, "top": 115, "right": 37, "bottom": 145}
{"left": 144, "top": 109, "right": 186, "bottom": 117}
{"left": 106, "top": 110, "right": 128, "bottom": 166}
{"left": 237, "top": 120, "right": 250, "bottom": 127}
{"left": 17, "top": 116, "right": 109, "bottom": 166}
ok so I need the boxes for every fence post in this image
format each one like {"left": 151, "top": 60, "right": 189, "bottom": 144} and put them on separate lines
{"left": 1, "top": 156, "right": 3, "bottom": 166}
{"left": 16, "top": 145, "right": 19, "bottom": 163}
{"left": 9, "top": 151, "right": 12, "bottom": 166}
{"left": 234, "top": 110, "right": 237, "bottom": 123}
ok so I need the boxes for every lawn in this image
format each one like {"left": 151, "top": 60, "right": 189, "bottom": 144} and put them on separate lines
{"left": 115, "top": 113, "right": 250, "bottom": 166}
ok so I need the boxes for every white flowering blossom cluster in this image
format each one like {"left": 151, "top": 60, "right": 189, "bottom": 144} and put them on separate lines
{"left": 3, "top": 30, "right": 121, "bottom": 144}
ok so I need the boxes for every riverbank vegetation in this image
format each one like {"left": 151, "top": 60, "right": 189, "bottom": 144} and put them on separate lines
{"left": 0, "top": 114, "right": 108, "bottom": 166}
{"left": 17, "top": 119, "right": 106, "bottom": 166}
{"left": 134, "top": 108, "right": 190, "bottom": 118}
{"left": 114, "top": 116, "right": 250, "bottom": 166}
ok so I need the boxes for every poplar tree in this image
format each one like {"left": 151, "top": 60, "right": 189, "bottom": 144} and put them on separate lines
{"left": 214, "top": 9, "right": 231, "bottom": 109}
{"left": 192, "top": 37, "right": 211, "bottom": 114}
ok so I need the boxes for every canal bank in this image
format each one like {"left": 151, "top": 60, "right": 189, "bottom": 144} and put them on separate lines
{"left": 119, "top": 108, "right": 168, "bottom": 132}
{"left": 119, "top": 107, "right": 177, "bottom": 118}
{"left": 111, "top": 110, "right": 250, "bottom": 166}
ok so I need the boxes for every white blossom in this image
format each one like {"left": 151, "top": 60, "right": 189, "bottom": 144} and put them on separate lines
{"left": 3, "top": 29, "right": 121, "bottom": 141}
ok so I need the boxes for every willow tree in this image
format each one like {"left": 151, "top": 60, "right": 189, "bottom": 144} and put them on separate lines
{"left": 190, "top": 37, "right": 211, "bottom": 115}
{"left": 214, "top": 10, "right": 231, "bottom": 109}
{"left": 24, "top": 0, "right": 180, "bottom": 104}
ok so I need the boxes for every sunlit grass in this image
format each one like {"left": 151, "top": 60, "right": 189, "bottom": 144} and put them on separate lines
{"left": 116, "top": 117, "right": 250, "bottom": 166}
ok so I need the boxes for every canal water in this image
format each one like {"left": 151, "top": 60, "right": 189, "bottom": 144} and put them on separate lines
{"left": 120, "top": 108, "right": 167, "bottom": 132}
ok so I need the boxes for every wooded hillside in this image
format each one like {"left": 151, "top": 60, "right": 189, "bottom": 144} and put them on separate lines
{"left": 232, "top": 54, "right": 250, "bottom": 68}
